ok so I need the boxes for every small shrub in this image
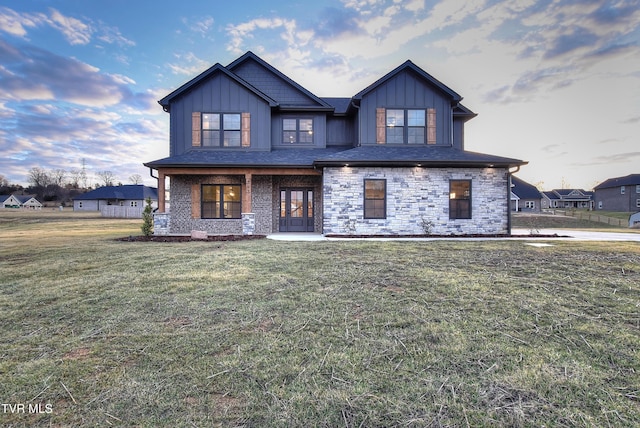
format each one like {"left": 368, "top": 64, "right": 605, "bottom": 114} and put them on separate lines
{"left": 420, "top": 215, "right": 434, "bottom": 235}
{"left": 141, "top": 197, "right": 153, "bottom": 237}
{"left": 343, "top": 218, "right": 357, "bottom": 234}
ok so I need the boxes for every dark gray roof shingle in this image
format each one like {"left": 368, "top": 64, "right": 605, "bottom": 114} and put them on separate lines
{"left": 74, "top": 185, "right": 158, "bottom": 201}
{"left": 144, "top": 148, "right": 347, "bottom": 168}
{"left": 313, "top": 145, "right": 526, "bottom": 168}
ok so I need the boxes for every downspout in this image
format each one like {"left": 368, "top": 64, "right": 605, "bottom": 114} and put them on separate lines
{"left": 148, "top": 167, "right": 160, "bottom": 212}
{"left": 507, "top": 166, "right": 521, "bottom": 234}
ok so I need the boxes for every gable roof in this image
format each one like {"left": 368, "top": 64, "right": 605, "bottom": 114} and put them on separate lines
{"left": 511, "top": 176, "right": 541, "bottom": 199}
{"left": 594, "top": 174, "right": 640, "bottom": 190}
{"left": 226, "top": 51, "right": 333, "bottom": 111}
{"left": 353, "top": 60, "right": 463, "bottom": 102}
{"left": 313, "top": 145, "right": 526, "bottom": 168}
{"left": 74, "top": 185, "right": 158, "bottom": 201}
{"left": 157, "top": 62, "right": 278, "bottom": 111}
{"left": 15, "top": 195, "right": 41, "bottom": 204}
{"left": 543, "top": 189, "right": 593, "bottom": 200}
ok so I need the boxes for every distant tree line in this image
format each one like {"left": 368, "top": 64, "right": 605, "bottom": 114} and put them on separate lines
{"left": 0, "top": 168, "right": 144, "bottom": 206}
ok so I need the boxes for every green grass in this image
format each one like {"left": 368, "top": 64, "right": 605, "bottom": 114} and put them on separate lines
{"left": 512, "top": 212, "right": 638, "bottom": 232}
{"left": 1, "top": 211, "right": 639, "bottom": 427}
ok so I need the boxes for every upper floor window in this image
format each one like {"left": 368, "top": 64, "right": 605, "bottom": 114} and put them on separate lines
{"left": 636, "top": 185, "right": 640, "bottom": 194}
{"left": 621, "top": 186, "right": 626, "bottom": 195}
{"left": 386, "top": 109, "right": 425, "bottom": 144}
{"left": 283, "top": 118, "right": 313, "bottom": 144}
{"left": 202, "top": 113, "right": 241, "bottom": 147}
{"left": 449, "top": 180, "right": 471, "bottom": 219}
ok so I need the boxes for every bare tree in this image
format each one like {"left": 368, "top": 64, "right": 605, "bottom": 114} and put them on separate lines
{"left": 28, "top": 167, "right": 51, "bottom": 188}
{"left": 51, "top": 169, "right": 67, "bottom": 187}
{"left": 0, "top": 174, "right": 8, "bottom": 188}
{"left": 129, "top": 174, "right": 143, "bottom": 185}
{"left": 96, "top": 171, "right": 116, "bottom": 187}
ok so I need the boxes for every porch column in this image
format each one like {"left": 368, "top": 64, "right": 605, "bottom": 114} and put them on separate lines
{"left": 242, "top": 173, "right": 255, "bottom": 235}
{"left": 158, "top": 171, "right": 166, "bottom": 213}
{"left": 243, "top": 173, "right": 252, "bottom": 213}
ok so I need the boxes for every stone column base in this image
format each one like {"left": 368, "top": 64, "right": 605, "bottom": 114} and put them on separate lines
{"left": 242, "top": 213, "right": 255, "bottom": 235}
{"left": 153, "top": 212, "right": 170, "bottom": 235}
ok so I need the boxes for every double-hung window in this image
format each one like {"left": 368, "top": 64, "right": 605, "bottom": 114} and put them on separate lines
{"left": 364, "top": 179, "right": 386, "bottom": 219}
{"left": 386, "top": 109, "right": 425, "bottom": 144}
{"left": 283, "top": 118, "right": 313, "bottom": 144}
{"left": 202, "top": 113, "right": 241, "bottom": 147}
{"left": 202, "top": 184, "right": 241, "bottom": 219}
{"left": 449, "top": 180, "right": 471, "bottom": 219}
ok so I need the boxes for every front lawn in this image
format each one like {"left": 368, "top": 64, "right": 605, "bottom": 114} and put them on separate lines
{"left": 1, "top": 211, "right": 638, "bottom": 426}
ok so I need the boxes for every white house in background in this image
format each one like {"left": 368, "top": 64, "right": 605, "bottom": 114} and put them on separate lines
{"left": 16, "top": 196, "right": 43, "bottom": 210}
{"left": 0, "top": 194, "right": 22, "bottom": 208}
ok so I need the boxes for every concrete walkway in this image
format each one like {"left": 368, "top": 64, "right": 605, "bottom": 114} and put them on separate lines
{"left": 266, "top": 229, "right": 640, "bottom": 242}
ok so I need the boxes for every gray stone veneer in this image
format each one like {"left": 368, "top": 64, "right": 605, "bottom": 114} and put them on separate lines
{"left": 322, "top": 166, "right": 510, "bottom": 235}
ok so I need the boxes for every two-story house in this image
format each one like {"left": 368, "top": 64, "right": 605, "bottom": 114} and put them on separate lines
{"left": 145, "top": 52, "right": 526, "bottom": 236}
{"left": 510, "top": 176, "right": 542, "bottom": 212}
{"left": 594, "top": 174, "right": 640, "bottom": 212}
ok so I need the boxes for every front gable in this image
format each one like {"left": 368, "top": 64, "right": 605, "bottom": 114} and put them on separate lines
{"left": 227, "top": 52, "right": 332, "bottom": 111}
{"left": 353, "top": 62, "right": 473, "bottom": 148}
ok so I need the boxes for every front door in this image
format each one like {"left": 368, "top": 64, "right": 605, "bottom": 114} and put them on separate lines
{"left": 279, "top": 188, "right": 314, "bottom": 232}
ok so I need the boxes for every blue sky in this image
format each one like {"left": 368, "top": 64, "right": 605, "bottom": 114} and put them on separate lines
{"left": 1, "top": 0, "right": 639, "bottom": 190}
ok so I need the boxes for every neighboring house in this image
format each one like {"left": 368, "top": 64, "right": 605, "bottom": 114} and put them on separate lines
{"left": 0, "top": 194, "right": 22, "bottom": 208}
{"left": 594, "top": 174, "right": 640, "bottom": 212}
{"left": 144, "top": 51, "right": 526, "bottom": 236}
{"left": 16, "top": 196, "right": 43, "bottom": 210}
{"left": 510, "top": 176, "right": 542, "bottom": 212}
{"left": 73, "top": 185, "right": 158, "bottom": 211}
{"left": 541, "top": 189, "right": 594, "bottom": 210}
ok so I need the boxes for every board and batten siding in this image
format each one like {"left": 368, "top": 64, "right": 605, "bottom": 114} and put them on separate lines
{"left": 230, "top": 60, "right": 319, "bottom": 106}
{"left": 271, "top": 113, "right": 327, "bottom": 148}
{"left": 358, "top": 69, "right": 454, "bottom": 146}
{"left": 168, "top": 73, "right": 272, "bottom": 156}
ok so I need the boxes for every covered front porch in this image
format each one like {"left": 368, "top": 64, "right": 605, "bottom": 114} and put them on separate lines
{"left": 152, "top": 166, "right": 323, "bottom": 235}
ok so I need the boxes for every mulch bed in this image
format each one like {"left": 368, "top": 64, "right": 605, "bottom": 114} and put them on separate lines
{"left": 118, "top": 233, "right": 567, "bottom": 242}
{"left": 117, "top": 235, "right": 266, "bottom": 242}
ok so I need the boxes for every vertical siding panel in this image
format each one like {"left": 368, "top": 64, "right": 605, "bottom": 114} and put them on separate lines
{"left": 376, "top": 108, "right": 386, "bottom": 144}
{"left": 427, "top": 108, "right": 436, "bottom": 145}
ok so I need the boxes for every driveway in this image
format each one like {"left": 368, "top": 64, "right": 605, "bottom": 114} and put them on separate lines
{"left": 267, "top": 229, "right": 640, "bottom": 242}
{"left": 511, "top": 228, "right": 640, "bottom": 242}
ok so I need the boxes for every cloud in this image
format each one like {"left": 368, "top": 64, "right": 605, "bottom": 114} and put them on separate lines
{"left": 543, "top": 27, "right": 599, "bottom": 59}
{"left": 0, "top": 41, "right": 135, "bottom": 107}
{"left": 226, "top": 17, "right": 298, "bottom": 54}
{"left": 189, "top": 16, "right": 215, "bottom": 37}
{"left": 48, "top": 8, "right": 92, "bottom": 45}
{"left": 573, "top": 152, "right": 640, "bottom": 166}
{"left": 0, "top": 6, "right": 46, "bottom": 37}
